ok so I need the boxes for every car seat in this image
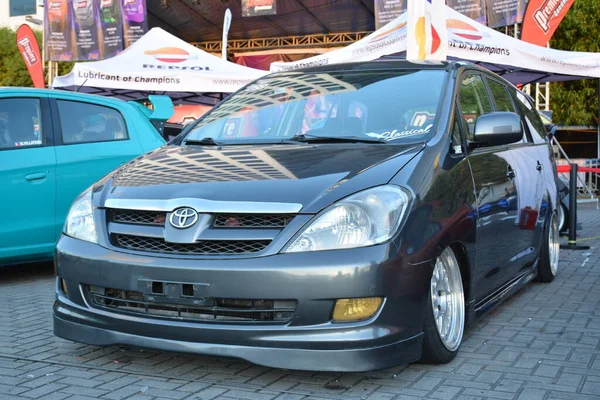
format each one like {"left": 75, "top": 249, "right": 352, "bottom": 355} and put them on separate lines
{"left": 105, "top": 118, "right": 125, "bottom": 140}
{"left": 0, "top": 120, "right": 9, "bottom": 148}
{"left": 8, "top": 112, "right": 37, "bottom": 145}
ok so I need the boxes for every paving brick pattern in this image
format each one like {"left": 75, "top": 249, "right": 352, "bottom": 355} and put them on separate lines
{"left": 1, "top": 205, "right": 600, "bottom": 400}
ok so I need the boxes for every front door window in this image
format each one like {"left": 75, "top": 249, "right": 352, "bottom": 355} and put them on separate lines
{"left": 458, "top": 75, "right": 492, "bottom": 141}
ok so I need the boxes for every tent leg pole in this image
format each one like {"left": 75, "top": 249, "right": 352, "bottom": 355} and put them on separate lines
{"left": 597, "top": 78, "right": 600, "bottom": 160}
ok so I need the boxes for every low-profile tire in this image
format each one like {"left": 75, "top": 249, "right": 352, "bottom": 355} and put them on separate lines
{"left": 420, "top": 247, "right": 465, "bottom": 364}
{"left": 557, "top": 202, "right": 568, "bottom": 233}
{"left": 536, "top": 210, "right": 560, "bottom": 283}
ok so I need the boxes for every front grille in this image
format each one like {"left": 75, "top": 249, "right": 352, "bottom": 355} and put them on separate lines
{"left": 111, "top": 209, "right": 166, "bottom": 226}
{"left": 114, "top": 234, "right": 270, "bottom": 255}
{"left": 87, "top": 287, "right": 296, "bottom": 324}
{"left": 214, "top": 214, "right": 294, "bottom": 228}
{"left": 109, "top": 210, "right": 293, "bottom": 229}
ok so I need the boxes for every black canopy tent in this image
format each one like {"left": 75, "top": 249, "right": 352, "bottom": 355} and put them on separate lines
{"left": 147, "top": 0, "right": 376, "bottom": 43}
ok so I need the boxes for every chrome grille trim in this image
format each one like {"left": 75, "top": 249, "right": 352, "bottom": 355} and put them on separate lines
{"left": 104, "top": 198, "right": 303, "bottom": 214}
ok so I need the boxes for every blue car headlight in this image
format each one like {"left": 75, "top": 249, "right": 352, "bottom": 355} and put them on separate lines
{"left": 64, "top": 188, "right": 98, "bottom": 244}
{"left": 283, "top": 185, "right": 412, "bottom": 253}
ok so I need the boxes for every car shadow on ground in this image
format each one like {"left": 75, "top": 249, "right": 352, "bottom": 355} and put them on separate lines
{"left": 0, "top": 261, "right": 54, "bottom": 281}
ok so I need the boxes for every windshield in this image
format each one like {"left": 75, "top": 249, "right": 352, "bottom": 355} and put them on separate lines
{"left": 184, "top": 69, "right": 448, "bottom": 144}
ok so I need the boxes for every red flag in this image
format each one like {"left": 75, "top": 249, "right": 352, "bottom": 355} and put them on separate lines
{"left": 521, "top": 0, "right": 576, "bottom": 46}
{"left": 16, "top": 24, "right": 45, "bottom": 89}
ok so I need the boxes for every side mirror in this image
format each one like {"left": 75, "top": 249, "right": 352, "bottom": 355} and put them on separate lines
{"left": 546, "top": 125, "right": 557, "bottom": 140}
{"left": 473, "top": 112, "right": 523, "bottom": 146}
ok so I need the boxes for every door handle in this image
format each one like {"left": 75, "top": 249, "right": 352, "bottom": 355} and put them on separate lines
{"left": 536, "top": 161, "right": 543, "bottom": 172}
{"left": 506, "top": 166, "right": 516, "bottom": 180}
{"left": 25, "top": 172, "right": 47, "bottom": 181}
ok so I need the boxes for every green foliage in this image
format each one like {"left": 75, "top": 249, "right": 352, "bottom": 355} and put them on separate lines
{"left": 56, "top": 59, "right": 74, "bottom": 78}
{"left": 0, "top": 27, "right": 73, "bottom": 88}
{"left": 550, "top": 0, "right": 600, "bottom": 126}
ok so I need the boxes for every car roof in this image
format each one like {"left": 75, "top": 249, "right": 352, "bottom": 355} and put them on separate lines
{"left": 275, "top": 59, "right": 477, "bottom": 75}
{"left": 0, "top": 87, "right": 128, "bottom": 106}
{"left": 273, "top": 58, "right": 528, "bottom": 99}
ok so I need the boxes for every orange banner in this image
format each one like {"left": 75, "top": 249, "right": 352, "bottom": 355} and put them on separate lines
{"left": 521, "top": 0, "right": 576, "bottom": 46}
{"left": 16, "top": 24, "right": 45, "bottom": 88}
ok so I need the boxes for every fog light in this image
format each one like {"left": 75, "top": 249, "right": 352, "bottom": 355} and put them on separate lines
{"left": 60, "top": 279, "right": 69, "bottom": 295}
{"left": 332, "top": 297, "right": 383, "bottom": 322}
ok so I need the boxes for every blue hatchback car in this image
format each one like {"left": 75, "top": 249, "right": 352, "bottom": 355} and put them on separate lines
{"left": 0, "top": 88, "right": 172, "bottom": 266}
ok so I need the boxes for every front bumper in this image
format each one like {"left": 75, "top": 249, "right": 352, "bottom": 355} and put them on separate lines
{"left": 54, "top": 235, "right": 431, "bottom": 372}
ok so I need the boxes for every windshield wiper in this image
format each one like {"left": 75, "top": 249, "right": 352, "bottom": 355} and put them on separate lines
{"left": 184, "top": 137, "right": 221, "bottom": 146}
{"left": 287, "top": 134, "right": 385, "bottom": 144}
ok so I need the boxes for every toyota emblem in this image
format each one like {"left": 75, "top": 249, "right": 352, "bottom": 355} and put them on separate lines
{"left": 169, "top": 207, "right": 199, "bottom": 229}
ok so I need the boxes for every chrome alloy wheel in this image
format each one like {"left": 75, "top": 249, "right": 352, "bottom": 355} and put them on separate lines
{"left": 430, "top": 248, "right": 465, "bottom": 352}
{"left": 549, "top": 212, "right": 560, "bottom": 276}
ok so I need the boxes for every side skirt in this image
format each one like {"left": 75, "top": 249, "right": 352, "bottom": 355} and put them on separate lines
{"left": 474, "top": 263, "right": 537, "bottom": 320}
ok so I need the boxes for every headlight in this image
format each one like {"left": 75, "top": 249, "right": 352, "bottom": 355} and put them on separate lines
{"left": 64, "top": 189, "right": 97, "bottom": 244}
{"left": 283, "top": 185, "right": 411, "bottom": 253}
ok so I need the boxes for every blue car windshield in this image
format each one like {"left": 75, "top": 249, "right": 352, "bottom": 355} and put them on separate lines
{"left": 184, "top": 69, "right": 447, "bottom": 144}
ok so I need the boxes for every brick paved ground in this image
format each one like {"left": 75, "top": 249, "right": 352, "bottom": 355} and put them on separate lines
{"left": 1, "top": 205, "right": 600, "bottom": 400}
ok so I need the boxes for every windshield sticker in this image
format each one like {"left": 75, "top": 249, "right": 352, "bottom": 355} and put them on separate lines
{"left": 367, "top": 124, "right": 433, "bottom": 141}
{"left": 410, "top": 112, "right": 435, "bottom": 127}
{"left": 221, "top": 118, "right": 242, "bottom": 138}
{"left": 15, "top": 140, "right": 42, "bottom": 147}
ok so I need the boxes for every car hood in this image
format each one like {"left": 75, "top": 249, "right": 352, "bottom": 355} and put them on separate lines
{"left": 97, "top": 143, "right": 424, "bottom": 213}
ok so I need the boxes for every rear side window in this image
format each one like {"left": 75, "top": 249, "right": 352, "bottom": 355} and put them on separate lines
{"left": 0, "top": 98, "right": 44, "bottom": 150}
{"left": 458, "top": 74, "right": 492, "bottom": 140}
{"left": 57, "top": 100, "right": 128, "bottom": 145}
{"left": 486, "top": 79, "right": 516, "bottom": 113}
{"left": 512, "top": 91, "right": 547, "bottom": 142}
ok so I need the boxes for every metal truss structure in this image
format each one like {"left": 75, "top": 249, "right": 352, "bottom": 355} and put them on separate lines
{"left": 191, "top": 31, "right": 371, "bottom": 53}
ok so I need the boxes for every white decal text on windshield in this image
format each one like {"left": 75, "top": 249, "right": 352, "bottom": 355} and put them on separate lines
{"left": 367, "top": 124, "right": 433, "bottom": 141}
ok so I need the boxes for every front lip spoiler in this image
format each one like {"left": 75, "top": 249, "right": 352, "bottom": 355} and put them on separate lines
{"left": 53, "top": 305, "right": 423, "bottom": 372}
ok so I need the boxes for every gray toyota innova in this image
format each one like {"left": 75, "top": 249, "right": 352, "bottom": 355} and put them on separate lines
{"left": 54, "top": 60, "right": 560, "bottom": 371}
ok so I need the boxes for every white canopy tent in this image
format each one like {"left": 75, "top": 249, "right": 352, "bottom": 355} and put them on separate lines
{"left": 270, "top": 6, "right": 600, "bottom": 85}
{"left": 52, "top": 27, "right": 267, "bottom": 104}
